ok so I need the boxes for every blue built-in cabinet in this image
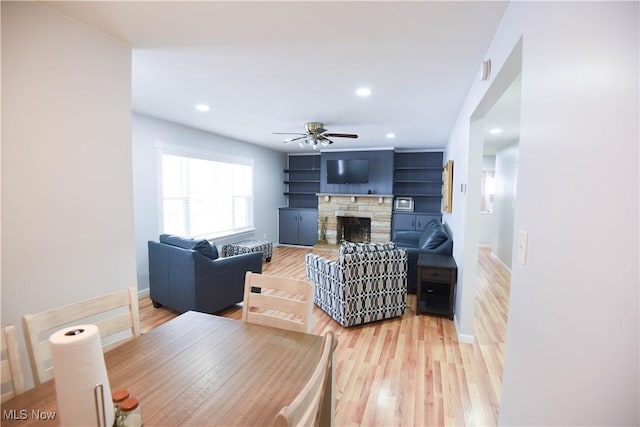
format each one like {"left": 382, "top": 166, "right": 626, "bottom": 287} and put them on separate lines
{"left": 320, "top": 150, "right": 394, "bottom": 195}
{"left": 280, "top": 150, "right": 444, "bottom": 245}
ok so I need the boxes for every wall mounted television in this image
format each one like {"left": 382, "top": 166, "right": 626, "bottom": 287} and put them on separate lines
{"left": 326, "top": 159, "right": 369, "bottom": 184}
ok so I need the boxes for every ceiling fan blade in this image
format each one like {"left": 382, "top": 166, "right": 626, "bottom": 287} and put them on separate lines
{"left": 323, "top": 133, "right": 358, "bottom": 139}
{"left": 282, "top": 135, "right": 308, "bottom": 143}
{"left": 273, "top": 132, "right": 306, "bottom": 135}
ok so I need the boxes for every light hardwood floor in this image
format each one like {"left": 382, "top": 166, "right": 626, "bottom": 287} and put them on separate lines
{"left": 139, "top": 246, "right": 511, "bottom": 426}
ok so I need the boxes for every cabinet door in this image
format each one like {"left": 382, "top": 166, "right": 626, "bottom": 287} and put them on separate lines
{"left": 279, "top": 209, "right": 299, "bottom": 244}
{"left": 415, "top": 214, "right": 433, "bottom": 230}
{"left": 298, "top": 210, "right": 318, "bottom": 246}
{"left": 392, "top": 213, "right": 416, "bottom": 231}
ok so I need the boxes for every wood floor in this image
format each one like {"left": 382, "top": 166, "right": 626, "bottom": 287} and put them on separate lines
{"left": 139, "top": 246, "right": 511, "bottom": 426}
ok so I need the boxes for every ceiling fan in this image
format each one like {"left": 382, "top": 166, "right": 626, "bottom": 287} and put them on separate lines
{"left": 273, "top": 122, "right": 358, "bottom": 149}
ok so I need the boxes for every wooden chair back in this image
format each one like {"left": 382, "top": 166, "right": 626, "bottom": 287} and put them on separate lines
{"left": 275, "top": 331, "right": 334, "bottom": 427}
{"left": 1, "top": 324, "right": 26, "bottom": 402}
{"left": 242, "top": 272, "right": 314, "bottom": 333}
{"left": 22, "top": 287, "right": 140, "bottom": 385}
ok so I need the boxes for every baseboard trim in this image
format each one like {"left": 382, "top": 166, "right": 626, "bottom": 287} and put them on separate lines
{"left": 138, "top": 287, "right": 150, "bottom": 298}
{"left": 490, "top": 251, "right": 512, "bottom": 273}
{"left": 454, "top": 317, "right": 475, "bottom": 344}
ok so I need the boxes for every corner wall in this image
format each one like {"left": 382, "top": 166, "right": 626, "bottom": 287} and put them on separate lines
{"left": 1, "top": 1, "right": 135, "bottom": 387}
{"left": 446, "top": 2, "right": 639, "bottom": 425}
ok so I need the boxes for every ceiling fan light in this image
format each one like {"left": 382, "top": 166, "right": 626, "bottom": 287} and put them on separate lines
{"left": 298, "top": 140, "right": 306, "bottom": 149}
{"left": 321, "top": 140, "right": 330, "bottom": 147}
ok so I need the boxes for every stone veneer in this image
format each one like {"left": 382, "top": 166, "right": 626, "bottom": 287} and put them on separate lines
{"left": 317, "top": 193, "right": 393, "bottom": 244}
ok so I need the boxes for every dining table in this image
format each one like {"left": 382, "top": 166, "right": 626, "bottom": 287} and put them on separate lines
{"left": 1, "top": 311, "right": 335, "bottom": 426}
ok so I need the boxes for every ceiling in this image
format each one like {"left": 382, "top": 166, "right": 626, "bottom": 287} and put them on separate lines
{"left": 43, "top": 1, "right": 509, "bottom": 153}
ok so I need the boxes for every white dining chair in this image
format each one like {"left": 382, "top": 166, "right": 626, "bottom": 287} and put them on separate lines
{"left": 22, "top": 287, "right": 140, "bottom": 385}
{"left": 242, "top": 272, "right": 314, "bottom": 333}
{"left": 1, "top": 324, "right": 26, "bottom": 402}
{"left": 275, "top": 331, "right": 334, "bottom": 427}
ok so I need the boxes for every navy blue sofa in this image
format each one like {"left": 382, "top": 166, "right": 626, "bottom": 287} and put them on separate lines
{"left": 148, "top": 234, "right": 262, "bottom": 314}
{"left": 392, "top": 219, "right": 453, "bottom": 293}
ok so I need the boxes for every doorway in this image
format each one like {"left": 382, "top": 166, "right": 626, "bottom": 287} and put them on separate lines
{"left": 463, "top": 39, "right": 523, "bottom": 421}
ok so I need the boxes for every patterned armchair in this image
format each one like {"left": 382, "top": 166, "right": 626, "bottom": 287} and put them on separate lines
{"left": 305, "top": 242, "right": 408, "bottom": 327}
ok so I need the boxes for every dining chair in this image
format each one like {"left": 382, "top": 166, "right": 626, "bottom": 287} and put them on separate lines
{"left": 275, "top": 331, "right": 334, "bottom": 427}
{"left": 22, "top": 287, "right": 141, "bottom": 385}
{"left": 242, "top": 272, "right": 314, "bottom": 333}
{"left": 1, "top": 324, "right": 26, "bottom": 402}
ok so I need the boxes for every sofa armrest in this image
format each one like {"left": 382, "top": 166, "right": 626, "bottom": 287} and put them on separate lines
{"left": 392, "top": 230, "right": 421, "bottom": 247}
{"left": 209, "top": 251, "right": 263, "bottom": 272}
{"left": 193, "top": 251, "right": 263, "bottom": 313}
{"left": 305, "top": 253, "right": 341, "bottom": 282}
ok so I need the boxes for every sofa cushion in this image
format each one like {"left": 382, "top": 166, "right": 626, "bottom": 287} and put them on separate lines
{"left": 159, "top": 234, "right": 218, "bottom": 260}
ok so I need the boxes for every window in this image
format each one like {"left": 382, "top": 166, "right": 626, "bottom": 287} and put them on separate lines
{"left": 480, "top": 169, "right": 495, "bottom": 213}
{"left": 160, "top": 152, "right": 253, "bottom": 238}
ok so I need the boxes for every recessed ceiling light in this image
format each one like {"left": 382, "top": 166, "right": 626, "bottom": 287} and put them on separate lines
{"left": 194, "top": 104, "right": 210, "bottom": 112}
{"left": 489, "top": 128, "right": 502, "bottom": 134}
{"left": 386, "top": 133, "right": 396, "bottom": 139}
{"left": 356, "top": 87, "right": 372, "bottom": 97}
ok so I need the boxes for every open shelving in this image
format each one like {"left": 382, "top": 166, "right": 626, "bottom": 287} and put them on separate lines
{"left": 393, "top": 152, "right": 444, "bottom": 216}
{"left": 283, "top": 154, "right": 320, "bottom": 209}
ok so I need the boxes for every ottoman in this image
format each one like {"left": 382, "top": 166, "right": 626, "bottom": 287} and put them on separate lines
{"left": 221, "top": 240, "right": 273, "bottom": 262}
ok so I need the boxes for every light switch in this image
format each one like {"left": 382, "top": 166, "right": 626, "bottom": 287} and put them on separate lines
{"left": 517, "top": 231, "right": 528, "bottom": 266}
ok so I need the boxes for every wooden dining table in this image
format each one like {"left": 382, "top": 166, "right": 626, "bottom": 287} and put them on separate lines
{"left": 1, "top": 311, "right": 335, "bottom": 426}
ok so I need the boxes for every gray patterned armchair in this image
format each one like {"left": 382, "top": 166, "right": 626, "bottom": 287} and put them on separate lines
{"left": 305, "top": 242, "right": 408, "bottom": 327}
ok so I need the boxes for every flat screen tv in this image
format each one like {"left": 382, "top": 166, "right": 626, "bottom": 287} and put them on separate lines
{"left": 326, "top": 159, "right": 369, "bottom": 184}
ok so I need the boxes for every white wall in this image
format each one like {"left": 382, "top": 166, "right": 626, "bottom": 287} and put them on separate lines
{"left": 446, "top": 2, "right": 639, "bottom": 425}
{"left": 1, "top": 1, "right": 135, "bottom": 387}
{"left": 132, "top": 113, "right": 286, "bottom": 290}
{"left": 491, "top": 143, "right": 518, "bottom": 268}
{"left": 478, "top": 155, "right": 496, "bottom": 246}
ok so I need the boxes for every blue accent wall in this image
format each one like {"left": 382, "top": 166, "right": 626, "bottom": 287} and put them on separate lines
{"left": 320, "top": 150, "right": 394, "bottom": 194}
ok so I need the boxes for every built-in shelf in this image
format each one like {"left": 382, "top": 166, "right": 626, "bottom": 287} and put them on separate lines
{"left": 284, "top": 168, "right": 320, "bottom": 173}
{"left": 284, "top": 154, "right": 321, "bottom": 209}
{"left": 393, "top": 152, "right": 444, "bottom": 222}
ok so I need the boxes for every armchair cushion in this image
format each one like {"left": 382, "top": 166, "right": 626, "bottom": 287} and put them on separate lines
{"left": 159, "top": 234, "right": 219, "bottom": 260}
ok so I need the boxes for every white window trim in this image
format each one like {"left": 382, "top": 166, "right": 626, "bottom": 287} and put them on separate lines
{"left": 155, "top": 141, "right": 255, "bottom": 240}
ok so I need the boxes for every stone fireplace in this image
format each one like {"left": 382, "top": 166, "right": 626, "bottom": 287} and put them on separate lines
{"left": 317, "top": 194, "right": 393, "bottom": 245}
{"left": 337, "top": 216, "right": 371, "bottom": 243}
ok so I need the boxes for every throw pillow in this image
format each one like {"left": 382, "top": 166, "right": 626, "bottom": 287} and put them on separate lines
{"left": 423, "top": 229, "right": 448, "bottom": 249}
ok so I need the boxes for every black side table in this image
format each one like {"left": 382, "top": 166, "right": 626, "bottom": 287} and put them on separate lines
{"left": 416, "top": 253, "right": 458, "bottom": 320}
